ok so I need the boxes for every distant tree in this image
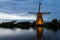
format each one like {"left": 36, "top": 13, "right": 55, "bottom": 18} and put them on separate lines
{"left": 52, "top": 19, "right": 58, "bottom": 23}
{"left": 11, "top": 20, "right": 16, "bottom": 24}
{"left": 59, "top": 20, "right": 60, "bottom": 23}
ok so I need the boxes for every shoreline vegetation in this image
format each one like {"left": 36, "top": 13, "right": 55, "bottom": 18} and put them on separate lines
{"left": 0, "top": 19, "right": 60, "bottom": 31}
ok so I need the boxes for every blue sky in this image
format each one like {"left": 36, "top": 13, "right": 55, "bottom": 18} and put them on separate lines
{"left": 0, "top": 0, "right": 60, "bottom": 22}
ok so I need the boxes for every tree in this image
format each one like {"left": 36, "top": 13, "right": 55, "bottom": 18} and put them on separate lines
{"left": 52, "top": 19, "right": 58, "bottom": 23}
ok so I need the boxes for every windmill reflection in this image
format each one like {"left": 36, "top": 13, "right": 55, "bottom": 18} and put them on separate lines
{"left": 36, "top": 27, "right": 43, "bottom": 40}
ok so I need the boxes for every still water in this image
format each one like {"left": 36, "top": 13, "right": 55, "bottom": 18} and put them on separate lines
{"left": 0, "top": 28, "right": 60, "bottom": 40}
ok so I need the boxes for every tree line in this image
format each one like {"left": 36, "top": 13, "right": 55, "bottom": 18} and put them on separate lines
{"left": 0, "top": 19, "right": 60, "bottom": 30}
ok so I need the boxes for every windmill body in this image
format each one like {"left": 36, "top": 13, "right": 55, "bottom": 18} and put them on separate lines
{"left": 36, "top": 12, "right": 44, "bottom": 25}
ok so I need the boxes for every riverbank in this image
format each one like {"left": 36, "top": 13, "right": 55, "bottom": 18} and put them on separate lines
{"left": 0, "top": 19, "right": 60, "bottom": 30}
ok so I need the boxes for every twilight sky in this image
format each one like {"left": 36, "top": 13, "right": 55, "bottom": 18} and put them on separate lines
{"left": 0, "top": 0, "right": 60, "bottom": 22}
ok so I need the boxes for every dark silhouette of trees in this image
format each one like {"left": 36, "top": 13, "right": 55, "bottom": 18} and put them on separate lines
{"left": 46, "top": 19, "right": 60, "bottom": 31}
{"left": 0, "top": 21, "right": 32, "bottom": 29}
{"left": 52, "top": 19, "right": 58, "bottom": 23}
{"left": 0, "top": 19, "right": 60, "bottom": 30}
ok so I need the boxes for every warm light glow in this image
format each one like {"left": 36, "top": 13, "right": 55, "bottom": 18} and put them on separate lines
{"left": 37, "top": 27, "right": 43, "bottom": 33}
{"left": 37, "top": 20, "right": 44, "bottom": 24}
{"left": 36, "top": 27, "right": 43, "bottom": 40}
{"left": 36, "top": 13, "right": 44, "bottom": 25}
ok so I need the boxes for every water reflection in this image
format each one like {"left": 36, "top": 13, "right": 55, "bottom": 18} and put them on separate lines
{"left": 0, "top": 28, "right": 60, "bottom": 40}
{"left": 36, "top": 27, "right": 43, "bottom": 40}
{"left": 0, "top": 28, "right": 37, "bottom": 40}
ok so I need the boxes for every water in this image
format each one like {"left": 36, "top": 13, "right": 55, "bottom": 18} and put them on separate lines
{"left": 0, "top": 28, "right": 60, "bottom": 40}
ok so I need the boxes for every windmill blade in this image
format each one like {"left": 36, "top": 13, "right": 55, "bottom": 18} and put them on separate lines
{"left": 42, "top": 12, "right": 51, "bottom": 14}
{"left": 28, "top": 12, "right": 37, "bottom": 14}
{"left": 29, "top": 12, "right": 50, "bottom": 14}
{"left": 28, "top": 12, "right": 37, "bottom": 17}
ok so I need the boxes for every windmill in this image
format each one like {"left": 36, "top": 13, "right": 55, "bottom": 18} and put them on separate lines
{"left": 29, "top": 2, "right": 50, "bottom": 40}
{"left": 29, "top": 2, "right": 50, "bottom": 26}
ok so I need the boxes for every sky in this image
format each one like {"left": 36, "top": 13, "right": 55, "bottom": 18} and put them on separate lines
{"left": 0, "top": 0, "right": 60, "bottom": 22}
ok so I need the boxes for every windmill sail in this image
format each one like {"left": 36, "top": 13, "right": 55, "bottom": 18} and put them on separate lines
{"left": 28, "top": 3, "right": 50, "bottom": 14}
{"left": 38, "top": 3, "right": 41, "bottom": 12}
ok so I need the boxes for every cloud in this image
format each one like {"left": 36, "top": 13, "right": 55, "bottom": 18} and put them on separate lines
{"left": 0, "top": 0, "right": 12, "bottom": 2}
{"left": 0, "top": 0, "right": 38, "bottom": 13}
{"left": 0, "top": 12, "right": 36, "bottom": 20}
{"left": 0, "top": 0, "right": 59, "bottom": 22}
{"left": 14, "top": 0, "right": 28, "bottom": 2}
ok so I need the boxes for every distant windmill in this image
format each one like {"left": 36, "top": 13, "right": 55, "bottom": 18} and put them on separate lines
{"left": 29, "top": 2, "right": 50, "bottom": 26}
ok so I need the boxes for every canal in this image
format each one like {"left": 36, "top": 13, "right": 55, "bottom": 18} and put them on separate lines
{"left": 0, "top": 27, "right": 60, "bottom": 40}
